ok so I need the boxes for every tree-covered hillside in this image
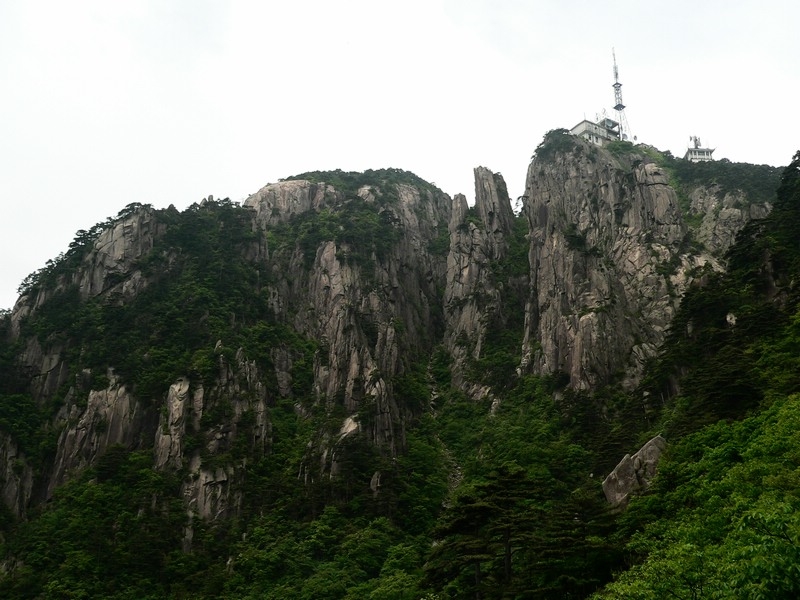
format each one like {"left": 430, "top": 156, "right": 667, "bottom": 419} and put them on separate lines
{"left": 595, "top": 151, "right": 800, "bottom": 598}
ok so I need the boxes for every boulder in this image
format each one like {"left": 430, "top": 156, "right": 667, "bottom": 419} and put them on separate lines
{"left": 603, "top": 434, "right": 667, "bottom": 506}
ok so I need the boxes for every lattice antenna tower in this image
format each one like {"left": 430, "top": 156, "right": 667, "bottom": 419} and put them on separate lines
{"left": 612, "top": 48, "right": 631, "bottom": 141}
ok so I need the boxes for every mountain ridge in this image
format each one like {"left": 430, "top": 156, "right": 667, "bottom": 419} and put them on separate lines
{"left": 0, "top": 138, "right": 788, "bottom": 598}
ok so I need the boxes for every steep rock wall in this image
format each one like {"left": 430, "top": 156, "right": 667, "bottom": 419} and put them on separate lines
{"left": 0, "top": 433, "right": 34, "bottom": 518}
{"left": 10, "top": 208, "right": 165, "bottom": 338}
{"left": 0, "top": 156, "right": 773, "bottom": 522}
{"left": 245, "top": 178, "right": 451, "bottom": 462}
{"left": 47, "top": 371, "right": 155, "bottom": 498}
{"left": 521, "top": 140, "right": 718, "bottom": 388}
{"left": 9, "top": 208, "right": 167, "bottom": 401}
{"left": 688, "top": 185, "right": 772, "bottom": 257}
{"left": 443, "top": 168, "right": 516, "bottom": 398}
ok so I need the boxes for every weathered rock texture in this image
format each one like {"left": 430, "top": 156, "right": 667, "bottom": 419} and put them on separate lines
{"left": 0, "top": 153, "right": 774, "bottom": 520}
{"left": 48, "top": 371, "right": 153, "bottom": 498}
{"left": 688, "top": 186, "right": 772, "bottom": 257}
{"left": 443, "top": 168, "right": 516, "bottom": 398}
{"left": 603, "top": 434, "right": 667, "bottom": 506}
{"left": 521, "top": 140, "right": 720, "bottom": 389}
{"left": 247, "top": 179, "right": 451, "bottom": 466}
{"left": 0, "top": 433, "right": 34, "bottom": 518}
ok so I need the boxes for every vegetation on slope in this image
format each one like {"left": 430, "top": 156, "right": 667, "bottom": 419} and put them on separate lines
{"left": 661, "top": 153, "right": 783, "bottom": 207}
{"left": 0, "top": 152, "right": 798, "bottom": 598}
{"left": 594, "top": 151, "right": 800, "bottom": 598}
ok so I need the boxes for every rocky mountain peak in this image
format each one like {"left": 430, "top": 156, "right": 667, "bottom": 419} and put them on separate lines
{"left": 474, "top": 167, "right": 515, "bottom": 245}
{"left": 521, "top": 136, "right": 722, "bottom": 389}
{"left": 0, "top": 146, "right": 778, "bottom": 535}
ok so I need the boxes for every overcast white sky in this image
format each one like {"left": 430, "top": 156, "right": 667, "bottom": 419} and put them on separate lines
{"left": 2, "top": 0, "right": 798, "bottom": 310}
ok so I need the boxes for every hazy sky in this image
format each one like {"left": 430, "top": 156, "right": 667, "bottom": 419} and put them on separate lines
{"left": 2, "top": 0, "right": 798, "bottom": 310}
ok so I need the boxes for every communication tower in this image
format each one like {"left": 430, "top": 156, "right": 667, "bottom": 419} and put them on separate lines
{"left": 612, "top": 49, "right": 631, "bottom": 141}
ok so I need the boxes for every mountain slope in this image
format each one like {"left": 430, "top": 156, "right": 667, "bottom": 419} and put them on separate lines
{"left": 594, "top": 151, "right": 800, "bottom": 598}
{"left": 0, "top": 145, "right": 785, "bottom": 598}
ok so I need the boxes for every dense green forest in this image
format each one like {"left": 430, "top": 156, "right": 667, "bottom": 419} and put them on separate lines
{"left": 0, "top": 151, "right": 797, "bottom": 598}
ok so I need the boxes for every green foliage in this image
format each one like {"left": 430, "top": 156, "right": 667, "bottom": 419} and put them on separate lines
{"left": 564, "top": 222, "right": 593, "bottom": 255}
{"left": 427, "top": 379, "right": 618, "bottom": 598}
{"left": 0, "top": 394, "right": 45, "bottom": 460}
{"left": 642, "top": 153, "right": 800, "bottom": 435}
{"left": 284, "top": 167, "right": 442, "bottom": 199}
{"left": 2, "top": 153, "right": 799, "bottom": 599}
{"left": 533, "top": 128, "right": 579, "bottom": 162}
{"left": 268, "top": 200, "right": 402, "bottom": 271}
{"left": 605, "top": 140, "right": 637, "bottom": 157}
{"left": 427, "top": 225, "right": 451, "bottom": 256}
{"left": 663, "top": 154, "right": 782, "bottom": 206}
{"left": 590, "top": 152, "right": 800, "bottom": 597}
{"left": 492, "top": 214, "right": 530, "bottom": 280}
{"left": 465, "top": 214, "right": 530, "bottom": 391}
{"left": 14, "top": 198, "right": 315, "bottom": 404}
{"left": 649, "top": 150, "right": 781, "bottom": 242}
{"left": 0, "top": 448, "right": 186, "bottom": 599}
{"left": 596, "top": 394, "right": 800, "bottom": 599}
{"left": 463, "top": 205, "right": 484, "bottom": 230}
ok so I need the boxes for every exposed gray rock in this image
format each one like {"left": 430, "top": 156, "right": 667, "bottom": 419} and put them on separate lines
{"left": 9, "top": 209, "right": 165, "bottom": 342}
{"left": 0, "top": 433, "right": 34, "bottom": 518}
{"left": 474, "top": 166, "right": 515, "bottom": 255}
{"left": 0, "top": 155, "right": 772, "bottom": 524}
{"left": 176, "top": 348, "right": 270, "bottom": 524}
{"left": 245, "top": 179, "right": 451, "bottom": 460}
{"left": 19, "top": 338, "right": 71, "bottom": 402}
{"left": 76, "top": 208, "right": 165, "bottom": 300}
{"left": 154, "top": 378, "right": 192, "bottom": 469}
{"left": 688, "top": 186, "right": 771, "bottom": 257}
{"left": 48, "top": 370, "right": 152, "bottom": 498}
{"left": 521, "top": 141, "right": 720, "bottom": 389}
{"left": 603, "top": 434, "right": 667, "bottom": 506}
{"left": 443, "top": 169, "right": 516, "bottom": 399}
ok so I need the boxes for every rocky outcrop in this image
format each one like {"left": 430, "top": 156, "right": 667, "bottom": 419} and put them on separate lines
{"left": 0, "top": 156, "right": 773, "bottom": 522}
{"left": 443, "top": 169, "right": 516, "bottom": 398}
{"left": 0, "top": 433, "right": 34, "bottom": 518}
{"left": 688, "top": 186, "right": 772, "bottom": 257}
{"left": 48, "top": 370, "right": 153, "bottom": 498}
{"left": 74, "top": 208, "right": 165, "bottom": 301}
{"left": 156, "top": 348, "right": 270, "bottom": 531}
{"left": 18, "top": 338, "right": 71, "bottom": 404}
{"left": 154, "top": 377, "right": 195, "bottom": 470}
{"left": 473, "top": 167, "right": 515, "bottom": 257}
{"left": 10, "top": 208, "right": 165, "bottom": 340}
{"left": 246, "top": 179, "right": 331, "bottom": 228}
{"left": 2, "top": 174, "right": 456, "bottom": 519}
{"left": 7, "top": 207, "right": 167, "bottom": 433}
{"left": 603, "top": 435, "right": 667, "bottom": 506}
{"left": 521, "top": 140, "right": 718, "bottom": 389}
{"left": 245, "top": 179, "right": 451, "bottom": 460}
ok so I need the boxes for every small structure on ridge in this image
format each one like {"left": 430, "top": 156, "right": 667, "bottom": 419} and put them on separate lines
{"left": 684, "top": 135, "right": 715, "bottom": 162}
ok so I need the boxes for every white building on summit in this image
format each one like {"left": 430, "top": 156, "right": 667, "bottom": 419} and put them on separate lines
{"left": 570, "top": 49, "right": 631, "bottom": 147}
{"left": 684, "top": 136, "right": 715, "bottom": 162}
{"left": 570, "top": 117, "right": 623, "bottom": 147}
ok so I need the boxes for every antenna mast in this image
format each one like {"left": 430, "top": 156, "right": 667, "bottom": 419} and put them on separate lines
{"left": 612, "top": 48, "right": 631, "bottom": 141}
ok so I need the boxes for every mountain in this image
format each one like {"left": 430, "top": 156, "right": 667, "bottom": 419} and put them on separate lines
{"left": 0, "top": 137, "right": 786, "bottom": 598}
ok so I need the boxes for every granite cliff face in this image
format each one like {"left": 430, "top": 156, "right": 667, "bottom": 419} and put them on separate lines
{"left": 521, "top": 138, "right": 724, "bottom": 389}
{"left": 443, "top": 168, "right": 518, "bottom": 399}
{"left": 0, "top": 148, "right": 775, "bottom": 522}
{"left": 688, "top": 185, "right": 772, "bottom": 256}
{"left": 245, "top": 175, "right": 452, "bottom": 463}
